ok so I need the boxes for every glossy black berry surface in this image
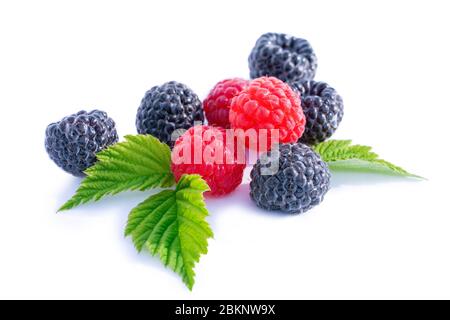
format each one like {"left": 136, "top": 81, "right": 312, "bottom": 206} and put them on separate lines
{"left": 290, "top": 80, "right": 344, "bottom": 145}
{"left": 249, "top": 33, "right": 317, "bottom": 82}
{"left": 45, "top": 110, "right": 118, "bottom": 177}
{"left": 250, "top": 143, "right": 331, "bottom": 214}
{"left": 136, "top": 81, "right": 204, "bottom": 147}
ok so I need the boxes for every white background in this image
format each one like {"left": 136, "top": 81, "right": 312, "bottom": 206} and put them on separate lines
{"left": 1, "top": 0, "right": 449, "bottom": 300}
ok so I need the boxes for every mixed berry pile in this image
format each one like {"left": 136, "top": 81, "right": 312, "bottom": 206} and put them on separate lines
{"left": 46, "top": 32, "right": 344, "bottom": 214}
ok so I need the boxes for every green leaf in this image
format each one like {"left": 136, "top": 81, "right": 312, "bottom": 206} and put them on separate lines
{"left": 59, "top": 135, "right": 175, "bottom": 211}
{"left": 125, "top": 174, "right": 212, "bottom": 290}
{"left": 313, "top": 140, "right": 423, "bottom": 178}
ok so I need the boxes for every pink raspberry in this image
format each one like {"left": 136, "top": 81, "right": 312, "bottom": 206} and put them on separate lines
{"left": 229, "top": 77, "right": 305, "bottom": 149}
{"left": 171, "top": 125, "right": 246, "bottom": 196}
{"left": 203, "top": 78, "right": 249, "bottom": 128}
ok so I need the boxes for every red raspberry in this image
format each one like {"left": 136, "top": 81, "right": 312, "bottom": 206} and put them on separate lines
{"left": 229, "top": 77, "right": 306, "bottom": 148}
{"left": 171, "top": 125, "right": 246, "bottom": 196}
{"left": 203, "top": 78, "right": 249, "bottom": 128}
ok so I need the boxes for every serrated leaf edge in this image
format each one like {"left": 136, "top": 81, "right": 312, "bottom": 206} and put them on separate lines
{"left": 58, "top": 134, "right": 175, "bottom": 212}
{"left": 313, "top": 139, "right": 424, "bottom": 179}
{"left": 125, "top": 174, "right": 212, "bottom": 290}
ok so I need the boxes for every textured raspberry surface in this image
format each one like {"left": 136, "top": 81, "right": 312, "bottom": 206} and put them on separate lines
{"left": 229, "top": 77, "right": 306, "bottom": 148}
{"left": 171, "top": 125, "right": 246, "bottom": 196}
{"left": 45, "top": 110, "right": 118, "bottom": 177}
{"left": 290, "top": 80, "right": 344, "bottom": 145}
{"left": 250, "top": 142, "right": 331, "bottom": 214}
{"left": 203, "top": 78, "right": 249, "bottom": 128}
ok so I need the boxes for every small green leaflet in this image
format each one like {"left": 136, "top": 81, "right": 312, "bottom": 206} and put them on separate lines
{"left": 125, "top": 174, "right": 212, "bottom": 290}
{"left": 313, "top": 140, "right": 422, "bottom": 178}
{"left": 59, "top": 135, "right": 175, "bottom": 211}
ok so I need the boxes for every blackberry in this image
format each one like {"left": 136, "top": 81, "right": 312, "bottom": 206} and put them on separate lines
{"left": 136, "top": 81, "right": 204, "bottom": 147}
{"left": 250, "top": 143, "right": 331, "bottom": 214}
{"left": 45, "top": 110, "right": 119, "bottom": 177}
{"left": 290, "top": 80, "right": 344, "bottom": 145}
{"left": 248, "top": 33, "right": 317, "bottom": 82}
